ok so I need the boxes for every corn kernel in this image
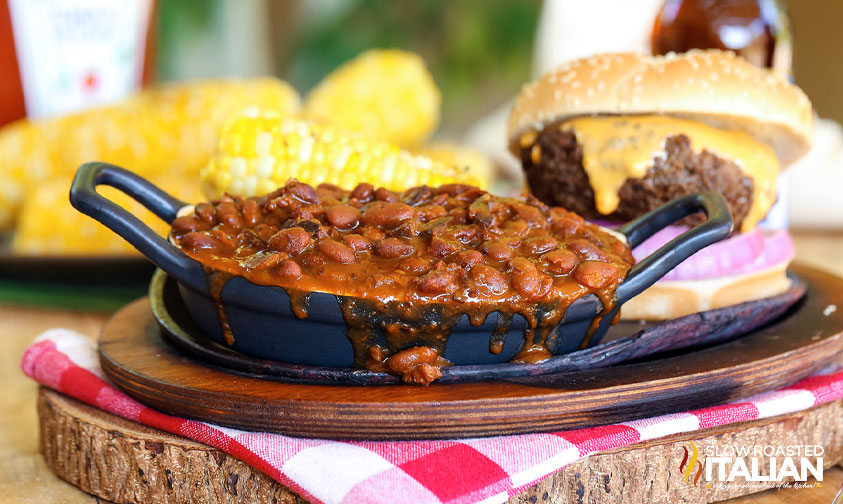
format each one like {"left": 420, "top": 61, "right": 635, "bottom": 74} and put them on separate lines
{"left": 200, "top": 110, "right": 488, "bottom": 200}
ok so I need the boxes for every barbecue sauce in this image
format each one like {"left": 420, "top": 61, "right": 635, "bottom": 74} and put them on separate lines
{"left": 172, "top": 181, "right": 635, "bottom": 385}
{"left": 651, "top": 0, "right": 791, "bottom": 77}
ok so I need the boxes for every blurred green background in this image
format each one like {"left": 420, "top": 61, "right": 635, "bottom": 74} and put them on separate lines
{"left": 156, "top": 0, "right": 843, "bottom": 131}
{"left": 157, "top": 0, "right": 540, "bottom": 134}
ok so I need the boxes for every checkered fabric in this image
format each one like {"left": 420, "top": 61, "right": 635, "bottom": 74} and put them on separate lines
{"left": 21, "top": 328, "right": 843, "bottom": 504}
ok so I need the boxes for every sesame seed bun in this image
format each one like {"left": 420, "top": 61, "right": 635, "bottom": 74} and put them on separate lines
{"left": 507, "top": 50, "right": 813, "bottom": 167}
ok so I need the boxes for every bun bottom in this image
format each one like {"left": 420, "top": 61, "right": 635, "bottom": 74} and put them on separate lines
{"left": 619, "top": 263, "right": 792, "bottom": 321}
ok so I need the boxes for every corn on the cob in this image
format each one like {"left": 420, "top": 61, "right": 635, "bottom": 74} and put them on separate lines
{"left": 304, "top": 49, "right": 440, "bottom": 147}
{"left": 0, "top": 120, "right": 43, "bottom": 230}
{"left": 12, "top": 175, "right": 202, "bottom": 255}
{"left": 418, "top": 142, "right": 496, "bottom": 189}
{"left": 0, "top": 78, "right": 300, "bottom": 231}
{"left": 200, "top": 109, "right": 488, "bottom": 200}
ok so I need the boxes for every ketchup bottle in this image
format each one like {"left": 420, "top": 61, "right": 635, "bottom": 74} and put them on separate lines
{"left": 0, "top": 0, "right": 156, "bottom": 128}
{"left": 0, "top": 0, "right": 25, "bottom": 127}
{"left": 651, "top": 0, "right": 791, "bottom": 77}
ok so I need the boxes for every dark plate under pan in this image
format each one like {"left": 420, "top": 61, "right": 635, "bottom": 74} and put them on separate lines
{"left": 0, "top": 246, "right": 154, "bottom": 310}
{"left": 0, "top": 250, "right": 153, "bottom": 284}
{"left": 150, "top": 269, "right": 806, "bottom": 385}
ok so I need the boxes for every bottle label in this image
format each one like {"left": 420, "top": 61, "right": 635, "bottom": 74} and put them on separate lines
{"left": 8, "top": 0, "right": 152, "bottom": 119}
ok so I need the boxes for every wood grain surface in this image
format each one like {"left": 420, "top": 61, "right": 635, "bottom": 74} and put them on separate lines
{"left": 99, "top": 263, "right": 843, "bottom": 440}
{"left": 37, "top": 387, "right": 843, "bottom": 504}
{"left": 38, "top": 388, "right": 302, "bottom": 504}
{"left": 0, "top": 304, "right": 110, "bottom": 504}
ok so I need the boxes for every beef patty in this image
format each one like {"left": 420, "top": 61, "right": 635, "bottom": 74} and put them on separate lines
{"left": 521, "top": 128, "right": 755, "bottom": 229}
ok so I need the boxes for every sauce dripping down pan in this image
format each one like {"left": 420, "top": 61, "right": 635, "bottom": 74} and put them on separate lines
{"left": 70, "top": 162, "right": 733, "bottom": 370}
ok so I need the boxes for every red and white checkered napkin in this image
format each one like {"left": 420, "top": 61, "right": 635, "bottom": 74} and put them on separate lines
{"left": 21, "top": 329, "right": 843, "bottom": 504}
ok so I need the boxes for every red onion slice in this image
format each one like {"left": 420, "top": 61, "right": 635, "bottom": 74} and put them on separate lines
{"left": 730, "top": 229, "right": 795, "bottom": 276}
{"left": 630, "top": 227, "right": 792, "bottom": 281}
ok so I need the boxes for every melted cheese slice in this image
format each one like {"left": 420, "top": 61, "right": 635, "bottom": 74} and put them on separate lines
{"left": 559, "top": 115, "right": 779, "bottom": 232}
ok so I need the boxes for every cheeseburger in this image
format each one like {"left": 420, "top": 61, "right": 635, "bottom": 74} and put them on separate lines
{"left": 508, "top": 50, "right": 813, "bottom": 320}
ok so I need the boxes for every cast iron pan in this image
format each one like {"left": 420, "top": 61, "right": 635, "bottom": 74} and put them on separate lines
{"left": 70, "top": 162, "right": 734, "bottom": 367}
{"left": 149, "top": 268, "right": 806, "bottom": 385}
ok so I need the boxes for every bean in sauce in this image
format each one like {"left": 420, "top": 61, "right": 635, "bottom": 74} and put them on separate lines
{"left": 171, "top": 179, "right": 635, "bottom": 384}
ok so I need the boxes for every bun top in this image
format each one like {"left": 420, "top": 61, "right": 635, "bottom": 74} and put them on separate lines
{"left": 507, "top": 50, "right": 813, "bottom": 167}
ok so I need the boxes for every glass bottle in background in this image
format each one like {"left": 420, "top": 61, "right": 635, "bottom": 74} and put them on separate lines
{"left": 651, "top": 0, "right": 793, "bottom": 229}
{"left": 0, "top": 0, "right": 156, "bottom": 128}
{"left": 651, "top": 0, "right": 792, "bottom": 77}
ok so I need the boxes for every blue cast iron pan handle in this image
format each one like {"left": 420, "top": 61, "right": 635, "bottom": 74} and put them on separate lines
{"left": 70, "top": 162, "right": 732, "bottom": 307}
{"left": 615, "top": 191, "right": 734, "bottom": 305}
{"left": 69, "top": 162, "right": 207, "bottom": 293}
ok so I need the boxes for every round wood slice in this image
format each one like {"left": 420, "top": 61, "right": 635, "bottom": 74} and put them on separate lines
{"left": 98, "top": 264, "right": 843, "bottom": 440}
{"left": 38, "top": 387, "right": 843, "bottom": 504}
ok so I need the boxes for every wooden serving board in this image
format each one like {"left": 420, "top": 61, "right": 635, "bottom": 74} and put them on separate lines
{"left": 98, "top": 264, "right": 843, "bottom": 440}
{"left": 37, "top": 387, "right": 843, "bottom": 503}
